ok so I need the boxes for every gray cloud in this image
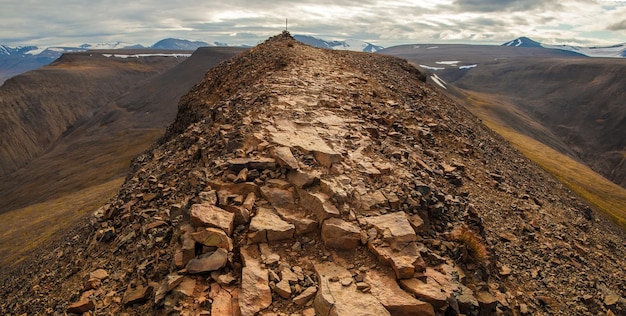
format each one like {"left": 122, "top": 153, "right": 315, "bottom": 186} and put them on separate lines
{"left": 453, "top": 0, "right": 547, "bottom": 12}
{"left": 608, "top": 20, "right": 626, "bottom": 31}
{"left": 0, "top": 0, "right": 623, "bottom": 47}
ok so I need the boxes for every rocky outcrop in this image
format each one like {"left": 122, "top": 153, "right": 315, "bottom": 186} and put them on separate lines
{"left": 1, "top": 32, "right": 625, "bottom": 316}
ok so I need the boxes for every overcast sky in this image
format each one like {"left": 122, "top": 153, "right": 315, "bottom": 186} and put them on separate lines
{"left": 1, "top": 0, "right": 625, "bottom": 47}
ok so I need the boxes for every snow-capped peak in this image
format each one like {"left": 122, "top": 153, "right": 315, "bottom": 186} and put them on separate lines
{"left": 293, "top": 35, "right": 384, "bottom": 53}
{"left": 503, "top": 36, "right": 625, "bottom": 58}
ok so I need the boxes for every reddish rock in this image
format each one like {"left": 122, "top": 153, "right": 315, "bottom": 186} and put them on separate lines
{"left": 271, "top": 146, "right": 300, "bottom": 169}
{"left": 248, "top": 207, "right": 295, "bottom": 243}
{"left": 321, "top": 218, "right": 361, "bottom": 250}
{"left": 123, "top": 285, "right": 154, "bottom": 307}
{"left": 190, "top": 204, "right": 235, "bottom": 235}
{"left": 399, "top": 278, "right": 447, "bottom": 308}
{"left": 314, "top": 262, "right": 390, "bottom": 315}
{"left": 259, "top": 186, "right": 295, "bottom": 209}
{"left": 366, "top": 269, "right": 435, "bottom": 316}
{"left": 186, "top": 248, "right": 229, "bottom": 274}
{"left": 240, "top": 261, "right": 272, "bottom": 316}
{"left": 66, "top": 300, "right": 95, "bottom": 314}
{"left": 298, "top": 189, "right": 340, "bottom": 221}
{"left": 191, "top": 227, "right": 233, "bottom": 251}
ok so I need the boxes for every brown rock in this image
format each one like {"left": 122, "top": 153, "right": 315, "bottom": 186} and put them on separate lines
{"left": 271, "top": 146, "right": 300, "bottom": 169}
{"left": 498, "top": 232, "right": 518, "bottom": 243}
{"left": 314, "top": 262, "right": 390, "bottom": 316}
{"left": 408, "top": 214, "right": 426, "bottom": 232}
{"left": 368, "top": 242, "right": 425, "bottom": 279}
{"left": 123, "top": 285, "right": 154, "bottom": 307}
{"left": 321, "top": 218, "right": 361, "bottom": 250}
{"left": 298, "top": 189, "right": 340, "bottom": 221}
{"left": 276, "top": 208, "right": 318, "bottom": 234}
{"left": 287, "top": 169, "right": 319, "bottom": 188}
{"left": 191, "top": 227, "right": 233, "bottom": 251}
{"left": 399, "top": 278, "right": 447, "bottom": 308}
{"left": 293, "top": 286, "right": 317, "bottom": 306}
{"left": 190, "top": 204, "right": 235, "bottom": 235}
{"left": 249, "top": 207, "right": 295, "bottom": 243}
{"left": 365, "top": 211, "right": 416, "bottom": 246}
{"left": 366, "top": 269, "right": 435, "bottom": 316}
{"left": 320, "top": 179, "right": 349, "bottom": 203}
{"left": 89, "top": 269, "right": 109, "bottom": 280}
{"left": 186, "top": 248, "right": 229, "bottom": 274}
{"left": 259, "top": 186, "right": 295, "bottom": 209}
{"left": 67, "top": 300, "right": 95, "bottom": 314}
{"left": 174, "top": 277, "right": 196, "bottom": 297}
{"left": 240, "top": 261, "right": 272, "bottom": 316}
{"left": 212, "top": 286, "right": 234, "bottom": 316}
{"left": 228, "top": 157, "right": 276, "bottom": 172}
{"left": 275, "top": 279, "right": 292, "bottom": 298}
{"left": 476, "top": 291, "right": 498, "bottom": 314}
{"left": 154, "top": 274, "right": 184, "bottom": 303}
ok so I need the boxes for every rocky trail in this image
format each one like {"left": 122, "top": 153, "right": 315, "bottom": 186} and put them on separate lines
{"left": 1, "top": 32, "right": 624, "bottom": 315}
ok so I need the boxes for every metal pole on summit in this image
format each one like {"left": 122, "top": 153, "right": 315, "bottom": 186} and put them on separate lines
{"left": 285, "top": 18, "right": 288, "bottom": 32}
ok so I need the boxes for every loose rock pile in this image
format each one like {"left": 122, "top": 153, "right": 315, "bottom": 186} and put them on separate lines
{"left": 1, "top": 32, "right": 624, "bottom": 316}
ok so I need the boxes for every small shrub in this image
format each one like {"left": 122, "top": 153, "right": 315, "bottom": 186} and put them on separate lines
{"left": 451, "top": 226, "right": 489, "bottom": 263}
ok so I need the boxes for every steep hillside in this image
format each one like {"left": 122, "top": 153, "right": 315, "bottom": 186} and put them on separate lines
{"left": 1, "top": 33, "right": 624, "bottom": 315}
{"left": 381, "top": 46, "right": 626, "bottom": 188}
{"left": 0, "top": 47, "right": 246, "bottom": 267}
{"left": 0, "top": 52, "right": 184, "bottom": 176}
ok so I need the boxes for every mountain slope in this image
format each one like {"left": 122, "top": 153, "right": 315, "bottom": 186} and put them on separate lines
{"left": 0, "top": 52, "right": 185, "bottom": 178}
{"left": 1, "top": 32, "right": 623, "bottom": 315}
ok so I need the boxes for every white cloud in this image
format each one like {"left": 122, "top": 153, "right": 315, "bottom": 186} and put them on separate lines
{"left": 0, "top": 0, "right": 623, "bottom": 47}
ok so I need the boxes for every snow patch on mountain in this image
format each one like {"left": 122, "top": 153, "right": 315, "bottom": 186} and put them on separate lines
{"left": 503, "top": 37, "right": 625, "bottom": 58}
{"left": 293, "top": 35, "right": 383, "bottom": 53}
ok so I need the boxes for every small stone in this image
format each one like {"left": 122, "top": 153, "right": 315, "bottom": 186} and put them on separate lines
{"left": 500, "top": 265, "right": 512, "bottom": 276}
{"left": 287, "top": 169, "right": 319, "bottom": 189}
{"left": 174, "top": 277, "right": 196, "bottom": 297}
{"left": 186, "top": 248, "right": 229, "bottom": 274}
{"left": 67, "top": 300, "right": 95, "bottom": 314}
{"left": 154, "top": 274, "right": 184, "bottom": 303}
{"left": 298, "top": 189, "right": 340, "bottom": 221}
{"left": 321, "top": 218, "right": 361, "bottom": 250}
{"left": 123, "top": 285, "right": 153, "bottom": 307}
{"left": 604, "top": 294, "right": 619, "bottom": 306}
{"left": 399, "top": 278, "right": 447, "bottom": 308}
{"left": 340, "top": 277, "right": 353, "bottom": 287}
{"left": 498, "top": 232, "right": 518, "bottom": 242}
{"left": 293, "top": 286, "right": 317, "bottom": 305}
{"left": 89, "top": 269, "right": 109, "bottom": 280}
{"left": 272, "top": 146, "right": 300, "bottom": 169}
{"left": 275, "top": 279, "right": 292, "bottom": 298}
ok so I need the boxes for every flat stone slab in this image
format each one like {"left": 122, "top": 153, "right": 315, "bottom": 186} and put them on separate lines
{"left": 259, "top": 186, "right": 295, "bottom": 209}
{"left": 249, "top": 207, "right": 295, "bottom": 243}
{"left": 190, "top": 204, "right": 235, "bottom": 236}
{"left": 314, "top": 262, "right": 390, "bottom": 316}
{"left": 365, "top": 211, "right": 416, "bottom": 246}
{"left": 240, "top": 260, "right": 272, "bottom": 316}
{"left": 366, "top": 269, "right": 435, "bottom": 316}
{"left": 322, "top": 218, "right": 361, "bottom": 250}
{"left": 271, "top": 146, "right": 300, "bottom": 169}
{"left": 298, "top": 189, "right": 340, "bottom": 221}
{"left": 399, "top": 278, "right": 448, "bottom": 308}
{"left": 368, "top": 241, "right": 425, "bottom": 279}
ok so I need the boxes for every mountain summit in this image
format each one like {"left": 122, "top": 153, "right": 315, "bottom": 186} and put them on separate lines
{"left": 1, "top": 32, "right": 624, "bottom": 315}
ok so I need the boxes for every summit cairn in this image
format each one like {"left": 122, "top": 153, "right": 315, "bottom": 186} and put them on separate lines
{"left": 2, "top": 32, "right": 624, "bottom": 316}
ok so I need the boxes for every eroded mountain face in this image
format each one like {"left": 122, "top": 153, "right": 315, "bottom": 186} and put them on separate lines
{"left": 2, "top": 32, "right": 624, "bottom": 315}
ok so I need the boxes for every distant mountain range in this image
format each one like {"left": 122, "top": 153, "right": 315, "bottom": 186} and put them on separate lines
{"left": 503, "top": 36, "right": 626, "bottom": 58}
{"left": 0, "top": 36, "right": 385, "bottom": 84}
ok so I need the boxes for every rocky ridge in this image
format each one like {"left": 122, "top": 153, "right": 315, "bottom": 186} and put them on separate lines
{"left": 1, "top": 32, "right": 624, "bottom": 315}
